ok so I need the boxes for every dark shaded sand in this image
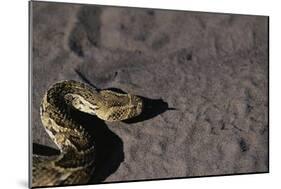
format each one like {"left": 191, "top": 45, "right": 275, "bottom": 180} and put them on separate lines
{"left": 31, "top": 1, "right": 268, "bottom": 184}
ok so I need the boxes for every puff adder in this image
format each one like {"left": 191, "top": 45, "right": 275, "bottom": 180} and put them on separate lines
{"left": 32, "top": 80, "right": 143, "bottom": 187}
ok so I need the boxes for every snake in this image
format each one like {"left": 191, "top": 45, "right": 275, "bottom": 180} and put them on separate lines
{"left": 32, "top": 80, "right": 143, "bottom": 187}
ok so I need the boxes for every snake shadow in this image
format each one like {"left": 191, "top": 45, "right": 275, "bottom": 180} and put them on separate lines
{"left": 33, "top": 143, "right": 60, "bottom": 156}
{"left": 71, "top": 109, "right": 124, "bottom": 183}
{"left": 125, "top": 96, "right": 176, "bottom": 124}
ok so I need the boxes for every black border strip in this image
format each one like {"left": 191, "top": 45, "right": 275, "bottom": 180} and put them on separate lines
{"left": 267, "top": 16, "right": 270, "bottom": 173}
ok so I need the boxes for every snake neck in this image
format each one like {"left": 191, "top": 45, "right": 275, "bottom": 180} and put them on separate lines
{"left": 40, "top": 80, "right": 98, "bottom": 156}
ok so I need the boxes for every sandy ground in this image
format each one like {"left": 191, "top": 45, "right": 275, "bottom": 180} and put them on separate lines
{"left": 31, "top": 1, "right": 268, "bottom": 184}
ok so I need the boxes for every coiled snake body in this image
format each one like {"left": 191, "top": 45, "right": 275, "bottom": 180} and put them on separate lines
{"left": 32, "top": 80, "right": 143, "bottom": 187}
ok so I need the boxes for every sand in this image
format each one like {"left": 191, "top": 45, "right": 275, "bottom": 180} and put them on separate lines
{"left": 31, "top": 1, "right": 269, "bottom": 184}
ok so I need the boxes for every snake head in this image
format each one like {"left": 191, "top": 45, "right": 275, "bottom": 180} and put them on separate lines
{"left": 64, "top": 93, "right": 98, "bottom": 115}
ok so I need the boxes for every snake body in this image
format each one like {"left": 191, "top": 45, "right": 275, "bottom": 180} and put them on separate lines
{"left": 32, "top": 80, "right": 143, "bottom": 187}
